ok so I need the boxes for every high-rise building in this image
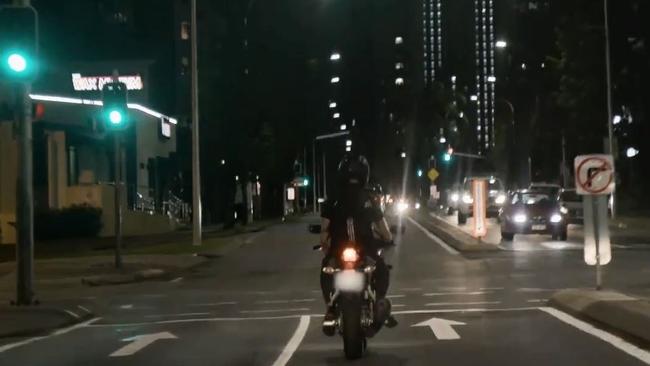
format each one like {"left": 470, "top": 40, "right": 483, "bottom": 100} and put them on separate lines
{"left": 474, "top": 0, "right": 496, "bottom": 154}
{"left": 423, "top": 0, "right": 443, "bottom": 86}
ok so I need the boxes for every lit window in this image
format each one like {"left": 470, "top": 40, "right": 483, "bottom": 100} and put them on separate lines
{"left": 487, "top": 76, "right": 496, "bottom": 83}
{"left": 395, "top": 36, "right": 404, "bottom": 45}
{"left": 395, "top": 62, "right": 404, "bottom": 70}
{"left": 329, "top": 102, "right": 337, "bottom": 109}
{"left": 331, "top": 76, "right": 340, "bottom": 84}
{"left": 333, "top": 113, "right": 340, "bottom": 119}
{"left": 330, "top": 52, "right": 341, "bottom": 61}
{"left": 395, "top": 77, "right": 405, "bottom": 86}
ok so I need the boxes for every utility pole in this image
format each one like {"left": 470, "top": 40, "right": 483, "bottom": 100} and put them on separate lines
{"left": 113, "top": 134, "right": 123, "bottom": 268}
{"left": 312, "top": 142, "right": 317, "bottom": 213}
{"left": 603, "top": 0, "right": 616, "bottom": 218}
{"left": 190, "top": 0, "right": 202, "bottom": 245}
{"left": 3, "top": 0, "right": 38, "bottom": 305}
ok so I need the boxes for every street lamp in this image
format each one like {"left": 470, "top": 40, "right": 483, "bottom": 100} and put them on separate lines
{"left": 613, "top": 115, "right": 622, "bottom": 125}
{"left": 626, "top": 147, "right": 639, "bottom": 158}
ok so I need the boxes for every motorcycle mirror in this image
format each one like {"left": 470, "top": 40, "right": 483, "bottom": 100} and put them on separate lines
{"left": 308, "top": 224, "right": 322, "bottom": 234}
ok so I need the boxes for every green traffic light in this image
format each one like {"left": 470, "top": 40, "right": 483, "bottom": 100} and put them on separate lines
{"left": 303, "top": 178, "right": 309, "bottom": 186}
{"left": 7, "top": 53, "right": 27, "bottom": 73}
{"left": 109, "top": 110, "right": 123, "bottom": 125}
{"left": 443, "top": 153, "right": 452, "bottom": 162}
{"left": 417, "top": 169, "right": 423, "bottom": 177}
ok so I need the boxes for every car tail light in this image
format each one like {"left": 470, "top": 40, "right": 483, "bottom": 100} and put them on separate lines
{"left": 342, "top": 247, "right": 359, "bottom": 263}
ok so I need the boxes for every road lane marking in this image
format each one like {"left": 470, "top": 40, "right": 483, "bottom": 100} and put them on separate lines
{"left": 77, "top": 305, "right": 92, "bottom": 314}
{"left": 271, "top": 315, "right": 310, "bottom": 366}
{"left": 241, "top": 308, "right": 311, "bottom": 314}
{"left": 480, "top": 287, "right": 504, "bottom": 291}
{"left": 110, "top": 332, "right": 178, "bottom": 357}
{"left": 170, "top": 277, "right": 183, "bottom": 283}
{"left": 145, "top": 312, "right": 210, "bottom": 318}
{"left": 256, "top": 299, "right": 316, "bottom": 305}
{"left": 412, "top": 317, "right": 465, "bottom": 340}
{"left": 0, "top": 317, "right": 101, "bottom": 353}
{"left": 387, "top": 294, "right": 406, "bottom": 299}
{"left": 540, "top": 307, "right": 650, "bottom": 365}
{"left": 439, "top": 287, "right": 468, "bottom": 291}
{"left": 393, "top": 307, "right": 539, "bottom": 315}
{"left": 63, "top": 310, "right": 80, "bottom": 319}
{"left": 401, "top": 287, "right": 423, "bottom": 292}
{"left": 526, "top": 299, "right": 548, "bottom": 303}
{"left": 120, "top": 304, "right": 134, "bottom": 310}
{"left": 424, "top": 291, "right": 492, "bottom": 296}
{"left": 407, "top": 217, "right": 460, "bottom": 255}
{"left": 190, "top": 301, "right": 238, "bottom": 307}
{"left": 425, "top": 301, "right": 501, "bottom": 307}
{"left": 141, "top": 294, "right": 166, "bottom": 298}
{"left": 392, "top": 304, "right": 406, "bottom": 308}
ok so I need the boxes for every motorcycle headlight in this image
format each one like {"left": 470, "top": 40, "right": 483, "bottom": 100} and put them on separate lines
{"left": 397, "top": 201, "right": 409, "bottom": 213}
{"left": 495, "top": 194, "right": 506, "bottom": 205}
{"left": 513, "top": 213, "right": 527, "bottom": 224}
{"left": 550, "top": 213, "right": 563, "bottom": 223}
{"left": 451, "top": 193, "right": 460, "bottom": 202}
{"left": 462, "top": 193, "right": 473, "bottom": 204}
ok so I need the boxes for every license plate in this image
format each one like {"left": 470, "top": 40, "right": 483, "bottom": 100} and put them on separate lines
{"left": 334, "top": 270, "right": 365, "bottom": 292}
{"left": 532, "top": 225, "right": 546, "bottom": 231}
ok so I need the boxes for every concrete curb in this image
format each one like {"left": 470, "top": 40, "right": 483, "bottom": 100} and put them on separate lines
{"left": 412, "top": 211, "right": 500, "bottom": 253}
{"left": 81, "top": 268, "right": 167, "bottom": 286}
{"left": 0, "top": 306, "right": 93, "bottom": 338}
{"left": 550, "top": 289, "right": 650, "bottom": 343}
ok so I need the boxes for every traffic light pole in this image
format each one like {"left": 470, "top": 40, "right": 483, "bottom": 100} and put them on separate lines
{"left": 15, "top": 81, "right": 35, "bottom": 305}
{"left": 190, "top": 0, "right": 202, "bottom": 246}
{"left": 113, "top": 134, "right": 123, "bottom": 269}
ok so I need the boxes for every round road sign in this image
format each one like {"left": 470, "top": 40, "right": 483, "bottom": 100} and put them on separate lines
{"left": 574, "top": 155, "right": 615, "bottom": 195}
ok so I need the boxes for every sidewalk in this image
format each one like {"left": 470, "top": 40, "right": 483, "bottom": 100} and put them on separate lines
{"left": 609, "top": 216, "right": 650, "bottom": 245}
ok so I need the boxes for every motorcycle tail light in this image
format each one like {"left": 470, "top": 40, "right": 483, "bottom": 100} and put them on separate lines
{"left": 342, "top": 247, "right": 359, "bottom": 263}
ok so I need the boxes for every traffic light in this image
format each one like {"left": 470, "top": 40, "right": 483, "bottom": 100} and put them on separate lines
{"left": 417, "top": 169, "right": 423, "bottom": 177}
{"left": 0, "top": 6, "right": 38, "bottom": 81}
{"left": 303, "top": 178, "right": 309, "bottom": 187}
{"left": 102, "top": 82, "right": 129, "bottom": 130}
{"left": 443, "top": 147, "right": 454, "bottom": 162}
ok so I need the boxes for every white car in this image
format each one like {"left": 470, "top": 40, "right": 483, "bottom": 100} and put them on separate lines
{"left": 457, "top": 176, "right": 507, "bottom": 225}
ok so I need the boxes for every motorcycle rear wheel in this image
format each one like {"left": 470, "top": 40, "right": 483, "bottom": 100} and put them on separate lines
{"left": 340, "top": 294, "right": 365, "bottom": 360}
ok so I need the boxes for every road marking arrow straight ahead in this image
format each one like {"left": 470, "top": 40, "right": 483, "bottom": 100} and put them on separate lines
{"left": 110, "top": 332, "right": 178, "bottom": 357}
{"left": 412, "top": 317, "right": 466, "bottom": 340}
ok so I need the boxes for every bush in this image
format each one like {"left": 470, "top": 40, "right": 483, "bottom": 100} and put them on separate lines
{"left": 35, "top": 205, "right": 103, "bottom": 240}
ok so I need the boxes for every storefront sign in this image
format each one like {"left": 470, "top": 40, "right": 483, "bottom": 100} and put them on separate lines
{"left": 71, "top": 73, "right": 144, "bottom": 91}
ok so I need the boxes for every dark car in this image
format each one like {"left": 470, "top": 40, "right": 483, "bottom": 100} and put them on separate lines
{"left": 499, "top": 190, "right": 568, "bottom": 241}
{"left": 559, "top": 189, "right": 583, "bottom": 224}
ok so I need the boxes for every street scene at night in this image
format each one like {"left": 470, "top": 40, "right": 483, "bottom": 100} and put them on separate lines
{"left": 1, "top": 0, "right": 650, "bottom": 365}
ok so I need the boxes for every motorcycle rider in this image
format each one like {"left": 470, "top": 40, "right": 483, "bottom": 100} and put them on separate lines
{"left": 319, "top": 154, "right": 394, "bottom": 333}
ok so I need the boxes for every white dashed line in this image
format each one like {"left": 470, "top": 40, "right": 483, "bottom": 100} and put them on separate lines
{"left": 425, "top": 301, "right": 501, "bottom": 307}
{"left": 63, "top": 310, "right": 80, "bottom": 319}
{"left": 387, "top": 294, "right": 406, "bottom": 299}
{"left": 424, "top": 291, "right": 492, "bottom": 296}
{"left": 77, "top": 305, "right": 92, "bottom": 314}
{"left": 190, "top": 302, "right": 238, "bottom": 307}
{"left": 480, "top": 287, "right": 505, "bottom": 291}
{"left": 256, "top": 299, "right": 317, "bottom": 305}
{"left": 145, "top": 312, "right": 211, "bottom": 318}
{"left": 170, "top": 277, "right": 184, "bottom": 283}
{"left": 526, "top": 299, "right": 548, "bottom": 303}
{"left": 240, "top": 308, "right": 311, "bottom": 314}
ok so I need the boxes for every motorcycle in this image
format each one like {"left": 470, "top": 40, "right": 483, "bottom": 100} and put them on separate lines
{"left": 311, "top": 219, "right": 396, "bottom": 360}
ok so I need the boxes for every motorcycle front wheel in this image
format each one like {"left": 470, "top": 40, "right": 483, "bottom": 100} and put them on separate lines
{"left": 339, "top": 293, "right": 365, "bottom": 360}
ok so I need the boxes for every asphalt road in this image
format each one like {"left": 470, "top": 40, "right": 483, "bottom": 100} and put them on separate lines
{"left": 2, "top": 214, "right": 650, "bottom": 365}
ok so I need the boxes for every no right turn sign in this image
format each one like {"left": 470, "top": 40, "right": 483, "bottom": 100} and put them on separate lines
{"left": 574, "top": 155, "right": 615, "bottom": 196}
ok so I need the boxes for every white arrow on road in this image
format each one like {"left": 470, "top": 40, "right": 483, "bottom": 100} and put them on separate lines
{"left": 110, "top": 332, "right": 178, "bottom": 357}
{"left": 411, "top": 317, "right": 466, "bottom": 340}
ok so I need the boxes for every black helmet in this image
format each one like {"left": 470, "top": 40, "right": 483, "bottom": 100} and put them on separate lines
{"left": 338, "top": 154, "right": 370, "bottom": 187}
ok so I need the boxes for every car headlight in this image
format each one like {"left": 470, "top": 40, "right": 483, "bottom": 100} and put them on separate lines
{"left": 560, "top": 206, "right": 569, "bottom": 214}
{"left": 513, "top": 213, "right": 527, "bottom": 223}
{"left": 495, "top": 194, "right": 506, "bottom": 205}
{"left": 550, "top": 213, "right": 563, "bottom": 223}
{"left": 415, "top": 202, "right": 421, "bottom": 210}
{"left": 397, "top": 202, "right": 409, "bottom": 213}
{"left": 462, "top": 193, "right": 473, "bottom": 204}
{"left": 450, "top": 193, "right": 460, "bottom": 202}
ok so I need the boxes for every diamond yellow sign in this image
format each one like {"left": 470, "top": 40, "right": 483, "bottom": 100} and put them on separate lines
{"left": 427, "top": 168, "right": 440, "bottom": 182}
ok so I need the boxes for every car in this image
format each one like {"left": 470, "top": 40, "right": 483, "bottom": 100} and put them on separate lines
{"left": 559, "top": 189, "right": 583, "bottom": 224}
{"left": 528, "top": 182, "right": 563, "bottom": 199}
{"left": 457, "top": 176, "right": 507, "bottom": 225}
{"left": 499, "top": 189, "right": 568, "bottom": 241}
{"left": 446, "top": 183, "right": 463, "bottom": 215}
